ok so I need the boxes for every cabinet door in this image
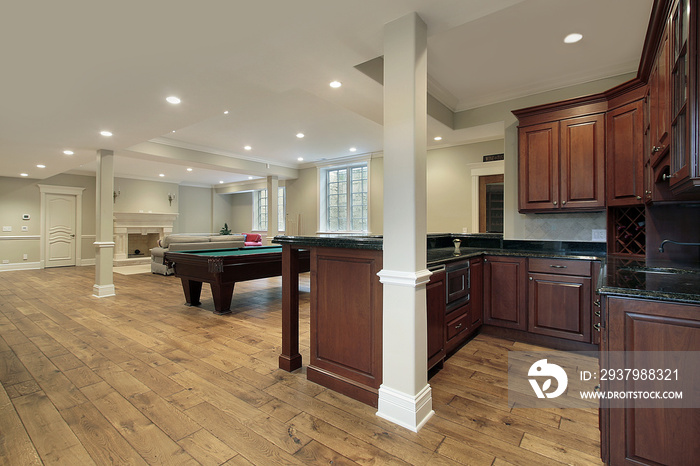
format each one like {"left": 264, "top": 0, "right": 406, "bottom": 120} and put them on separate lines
{"left": 607, "top": 100, "right": 644, "bottom": 206}
{"left": 649, "top": 27, "right": 670, "bottom": 163}
{"left": 528, "top": 272, "right": 591, "bottom": 342}
{"left": 483, "top": 256, "right": 527, "bottom": 330}
{"left": 604, "top": 296, "right": 700, "bottom": 466}
{"left": 426, "top": 268, "right": 446, "bottom": 370}
{"left": 518, "top": 122, "right": 559, "bottom": 212}
{"left": 559, "top": 113, "right": 606, "bottom": 210}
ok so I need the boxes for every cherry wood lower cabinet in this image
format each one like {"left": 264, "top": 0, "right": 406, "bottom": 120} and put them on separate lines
{"left": 601, "top": 296, "right": 700, "bottom": 465}
{"left": 527, "top": 258, "right": 592, "bottom": 343}
{"left": 444, "top": 257, "right": 484, "bottom": 355}
{"left": 483, "top": 256, "right": 527, "bottom": 330}
{"left": 307, "top": 247, "right": 383, "bottom": 407}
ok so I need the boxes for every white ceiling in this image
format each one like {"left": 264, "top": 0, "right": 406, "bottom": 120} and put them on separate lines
{"left": 0, "top": 0, "right": 653, "bottom": 188}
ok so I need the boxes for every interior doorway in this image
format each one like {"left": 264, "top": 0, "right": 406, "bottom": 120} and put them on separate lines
{"left": 479, "top": 174, "right": 504, "bottom": 233}
{"left": 39, "top": 185, "right": 85, "bottom": 268}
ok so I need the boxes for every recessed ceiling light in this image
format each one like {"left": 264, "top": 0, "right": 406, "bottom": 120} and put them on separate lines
{"left": 224, "top": 110, "right": 229, "bottom": 115}
{"left": 20, "top": 173, "right": 28, "bottom": 177}
{"left": 564, "top": 33, "right": 583, "bottom": 44}
{"left": 172, "top": 130, "right": 176, "bottom": 133}
{"left": 36, "top": 164, "right": 45, "bottom": 168}
{"left": 159, "top": 173, "right": 165, "bottom": 177}
{"left": 219, "top": 180, "right": 224, "bottom": 184}
{"left": 349, "top": 147, "right": 357, "bottom": 152}
{"left": 434, "top": 136, "right": 443, "bottom": 141}
{"left": 296, "top": 133, "right": 305, "bottom": 138}
{"left": 166, "top": 96, "right": 181, "bottom": 104}
{"left": 330, "top": 81, "right": 342, "bottom": 88}
{"left": 244, "top": 145, "right": 252, "bottom": 151}
{"left": 63, "top": 150, "right": 74, "bottom": 155}
{"left": 248, "top": 176, "right": 254, "bottom": 180}
{"left": 100, "top": 131, "right": 112, "bottom": 137}
{"left": 297, "top": 157, "right": 304, "bottom": 161}
{"left": 186, "top": 168, "right": 193, "bottom": 172}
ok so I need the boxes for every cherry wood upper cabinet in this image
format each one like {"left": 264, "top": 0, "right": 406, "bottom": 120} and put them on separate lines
{"left": 514, "top": 100, "right": 606, "bottom": 213}
{"left": 560, "top": 113, "right": 606, "bottom": 210}
{"left": 607, "top": 99, "right": 645, "bottom": 206}
{"left": 518, "top": 121, "right": 559, "bottom": 212}
{"left": 649, "top": 25, "right": 671, "bottom": 164}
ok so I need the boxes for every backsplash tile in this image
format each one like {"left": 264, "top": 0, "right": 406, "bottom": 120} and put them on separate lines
{"left": 519, "top": 212, "right": 606, "bottom": 242}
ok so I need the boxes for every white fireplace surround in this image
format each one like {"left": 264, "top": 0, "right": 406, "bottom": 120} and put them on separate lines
{"left": 113, "top": 212, "right": 178, "bottom": 261}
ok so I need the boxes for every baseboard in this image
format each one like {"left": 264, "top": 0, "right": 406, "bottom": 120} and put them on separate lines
{"left": 0, "top": 262, "right": 41, "bottom": 272}
{"left": 80, "top": 258, "right": 96, "bottom": 266}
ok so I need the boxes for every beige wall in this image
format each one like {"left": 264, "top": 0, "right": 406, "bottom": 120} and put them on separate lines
{"left": 229, "top": 192, "right": 254, "bottom": 234}
{"left": 0, "top": 173, "right": 96, "bottom": 267}
{"left": 286, "top": 168, "right": 319, "bottom": 235}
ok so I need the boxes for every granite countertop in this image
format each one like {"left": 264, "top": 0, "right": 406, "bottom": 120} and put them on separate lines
{"left": 273, "top": 234, "right": 383, "bottom": 250}
{"left": 598, "top": 257, "right": 700, "bottom": 304}
{"left": 273, "top": 234, "right": 700, "bottom": 304}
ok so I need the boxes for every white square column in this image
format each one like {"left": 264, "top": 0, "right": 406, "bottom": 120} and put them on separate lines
{"left": 377, "top": 12, "right": 433, "bottom": 432}
{"left": 93, "top": 149, "right": 116, "bottom": 297}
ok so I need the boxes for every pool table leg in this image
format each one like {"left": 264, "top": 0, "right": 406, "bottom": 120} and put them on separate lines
{"left": 210, "top": 281, "right": 234, "bottom": 315}
{"left": 181, "top": 279, "right": 202, "bottom": 307}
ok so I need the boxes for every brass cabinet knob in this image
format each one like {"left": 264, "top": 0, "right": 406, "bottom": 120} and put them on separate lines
{"left": 553, "top": 201, "right": 558, "bottom": 205}
{"left": 562, "top": 200, "right": 567, "bottom": 205}
{"left": 636, "top": 195, "right": 642, "bottom": 200}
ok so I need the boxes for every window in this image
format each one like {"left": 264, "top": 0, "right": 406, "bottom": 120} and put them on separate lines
{"left": 321, "top": 163, "right": 368, "bottom": 232}
{"left": 253, "top": 187, "right": 286, "bottom": 232}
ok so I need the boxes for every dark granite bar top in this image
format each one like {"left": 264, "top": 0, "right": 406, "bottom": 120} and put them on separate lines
{"left": 273, "top": 234, "right": 700, "bottom": 304}
{"left": 273, "top": 234, "right": 383, "bottom": 250}
{"left": 598, "top": 256, "right": 700, "bottom": 304}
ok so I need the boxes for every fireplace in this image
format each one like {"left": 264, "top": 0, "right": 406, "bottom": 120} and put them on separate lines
{"left": 113, "top": 212, "right": 179, "bottom": 265}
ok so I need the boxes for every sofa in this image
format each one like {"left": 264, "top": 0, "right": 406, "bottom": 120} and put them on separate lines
{"left": 150, "top": 233, "right": 263, "bottom": 275}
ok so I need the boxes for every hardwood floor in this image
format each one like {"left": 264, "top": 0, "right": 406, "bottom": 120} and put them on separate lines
{"left": 0, "top": 266, "right": 602, "bottom": 465}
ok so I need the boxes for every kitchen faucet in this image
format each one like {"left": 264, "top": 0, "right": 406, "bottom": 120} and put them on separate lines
{"left": 658, "top": 239, "right": 700, "bottom": 253}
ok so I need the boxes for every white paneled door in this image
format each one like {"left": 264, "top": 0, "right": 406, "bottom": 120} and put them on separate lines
{"left": 45, "top": 193, "right": 77, "bottom": 267}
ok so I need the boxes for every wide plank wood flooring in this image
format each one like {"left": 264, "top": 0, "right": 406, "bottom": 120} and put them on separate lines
{"left": 0, "top": 266, "right": 602, "bottom": 465}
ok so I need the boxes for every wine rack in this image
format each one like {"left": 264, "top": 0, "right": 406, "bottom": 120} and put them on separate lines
{"left": 609, "top": 206, "right": 646, "bottom": 256}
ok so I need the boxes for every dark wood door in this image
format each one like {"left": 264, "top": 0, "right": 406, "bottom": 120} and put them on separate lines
{"left": 528, "top": 272, "right": 591, "bottom": 342}
{"left": 483, "top": 256, "right": 527, "bottom": 330}
{"left": 607, "top": 100, "right": 645, "bottom": 206}
{"left": 559, "top": 113, "right": 606, "bottom": 210}
{"left": 604, "top": 296, "right": 700, "bottom": 466}
{"left": 518, "top": 122, "right": 559, "bottom": 212}
{"left": 426, "top": 268, "right": 446, "bottom": 370}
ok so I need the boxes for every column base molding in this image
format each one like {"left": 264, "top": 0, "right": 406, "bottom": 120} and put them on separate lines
{"left": 376, "top": 383, "right": 434, "bottom": 432}
{"left": 92, "top": 284, "right": 116, "bottom": 298}
{"left": 377, "top": 268, "right": 432, "bottom": 287}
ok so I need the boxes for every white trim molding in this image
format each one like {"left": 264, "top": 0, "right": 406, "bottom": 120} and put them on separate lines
{"left": 0, "top": 262, "right": 41, "bottom": 272}
{"left": 377, "top": 383, "right": 434, "bottom": 432}
{"left": 93, "top": 241, "right": 116, "bottom": 248}
{"left": 0, "top": 235, "right": 40, "bottom": 241}
{"left": 377, "top": 268, "right": 432, "bottom": 287}
{"left": 92, "top": 284, "right": 116, "bottom": 298}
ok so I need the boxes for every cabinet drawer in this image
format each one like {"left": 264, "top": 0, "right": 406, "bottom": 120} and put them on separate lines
{"left": 446, "top": 309, "right": 469, "bottom": 341}
{"left": 528, "top": 258, "right": 591, "bottom": 276}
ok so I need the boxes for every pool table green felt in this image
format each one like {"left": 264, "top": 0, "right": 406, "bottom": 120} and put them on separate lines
{"left": 164, "top": 246, "right": 309, "bottom": 315}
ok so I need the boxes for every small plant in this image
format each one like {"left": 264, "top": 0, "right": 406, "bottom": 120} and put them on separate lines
{"left": 220, "top": 223, "right": 232, "bottom": 235}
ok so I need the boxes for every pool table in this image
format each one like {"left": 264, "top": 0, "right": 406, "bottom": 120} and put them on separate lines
{"left": 164, "top": 246, "right": 310, "bottom": 315}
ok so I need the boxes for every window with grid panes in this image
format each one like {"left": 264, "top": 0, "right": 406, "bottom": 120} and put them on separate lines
{"left": 253, "top": 187, "right": 285, "bottom": 232}
{"left": 323, "top": 163, "right": 368, "bottom": 232}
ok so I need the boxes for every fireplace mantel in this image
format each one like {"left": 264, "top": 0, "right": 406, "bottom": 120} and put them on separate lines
{"left": 113, "top": 212, "right": 179, "bottom": 262}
